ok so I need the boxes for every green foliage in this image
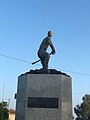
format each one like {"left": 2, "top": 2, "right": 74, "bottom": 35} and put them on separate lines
{"left": 74, "top": 94, "right": 90, "bottom": 120}
{"left": 0, "top": 102, "right": 9, "bottom": 120}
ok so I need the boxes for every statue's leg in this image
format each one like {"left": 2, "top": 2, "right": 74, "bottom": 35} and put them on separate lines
{"left": 43, "top": 53, "right": 50, "bottom": 70}
{"left": 38, "top": 50, "right": 50, "bottom": 70}
{"left": 38, "top": 50, "right": 45, "bottom": 69}
{"left": 40, "top": 57, "right": 45, "bottom": 69}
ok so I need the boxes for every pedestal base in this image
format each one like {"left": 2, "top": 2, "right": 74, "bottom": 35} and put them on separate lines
{"left": 16, "top": 73, "right": 72, "bottom": 120}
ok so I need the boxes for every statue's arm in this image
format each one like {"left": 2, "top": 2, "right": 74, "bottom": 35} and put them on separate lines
{"left": 47, "top": 38, "right": 55, "bottom": 54}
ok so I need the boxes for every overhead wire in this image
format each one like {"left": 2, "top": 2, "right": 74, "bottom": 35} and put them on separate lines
{"left": 0, "top": 53, "right": 90, "bottom": 77}
{"left": 60, "top": 69, "right": 90, "bottom": 76}
{"left": 0, "top": 53, "right": 90, "bottom": 96}
{"left": 0, "top": 53, "right": 31, "bottom": 63}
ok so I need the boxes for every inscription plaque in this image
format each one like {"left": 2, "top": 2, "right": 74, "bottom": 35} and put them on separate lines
{"left": 28, "top": 97, "right": 59, "bottom": 108}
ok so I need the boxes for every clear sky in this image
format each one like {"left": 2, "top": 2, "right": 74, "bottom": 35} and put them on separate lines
{"left": 0, "top": 0, "right": 90, "bottom": 114}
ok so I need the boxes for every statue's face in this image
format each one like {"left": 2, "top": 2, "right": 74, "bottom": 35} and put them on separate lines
{"left": 49, "top": 32, "right": 53, "bottom": 37}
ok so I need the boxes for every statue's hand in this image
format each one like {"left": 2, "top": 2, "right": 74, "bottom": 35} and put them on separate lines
{"left": 50, "top": 50, "right": 55, "bottom": 55}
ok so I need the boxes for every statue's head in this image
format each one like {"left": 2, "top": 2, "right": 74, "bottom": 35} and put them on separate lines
{"left": 48, "top": 31, "right": 53, "bottom": 37}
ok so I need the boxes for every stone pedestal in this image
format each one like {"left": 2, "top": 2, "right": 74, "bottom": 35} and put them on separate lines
{"left": 16, "top": 73, "right": 72, "bottom": 120}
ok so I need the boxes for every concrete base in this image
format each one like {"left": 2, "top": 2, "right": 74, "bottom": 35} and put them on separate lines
{"left": 16, "top": 73, "right": 72, "bottom": 120}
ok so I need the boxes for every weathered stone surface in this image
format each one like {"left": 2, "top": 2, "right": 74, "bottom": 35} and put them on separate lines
{"left": 20, "top": 69, "right": 70, "bottom": 77}
{"left": 16, "top": 73, "right": 72, "bottom": 120}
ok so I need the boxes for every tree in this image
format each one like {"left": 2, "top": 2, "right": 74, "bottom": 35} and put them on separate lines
{"left": 74, "top": 94, "right": 90, "bottom": 120}
{"left": 0, "top": 102, "right": 9, "bottom": 120}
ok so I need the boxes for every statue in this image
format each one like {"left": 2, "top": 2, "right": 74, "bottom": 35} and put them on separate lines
{"left": 37, "top": 31, "right": 56, "bottom": 70}
{"left": 31, "top": 31, "right": 69, "bottom": 75}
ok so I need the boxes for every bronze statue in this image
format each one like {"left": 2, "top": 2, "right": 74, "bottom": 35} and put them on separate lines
{"left": 37, "top": 31, "right": 56, "bottom": 70}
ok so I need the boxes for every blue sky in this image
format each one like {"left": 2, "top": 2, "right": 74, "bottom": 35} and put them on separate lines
{"left": 0, "top": 0, "right": 90, "bottom": 114}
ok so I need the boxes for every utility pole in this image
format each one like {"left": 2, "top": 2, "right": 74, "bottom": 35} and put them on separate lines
{"left": 8, "top": 98, "right": 10, "bottom": 109}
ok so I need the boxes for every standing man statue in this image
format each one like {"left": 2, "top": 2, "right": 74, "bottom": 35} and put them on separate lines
{"left": 37, "top": 31, "right": 56, "bottom": 70}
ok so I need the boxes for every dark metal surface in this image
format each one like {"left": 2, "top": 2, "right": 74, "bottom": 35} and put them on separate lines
{"left": 28, "top": 97, "right": 59, "bottom": 108}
